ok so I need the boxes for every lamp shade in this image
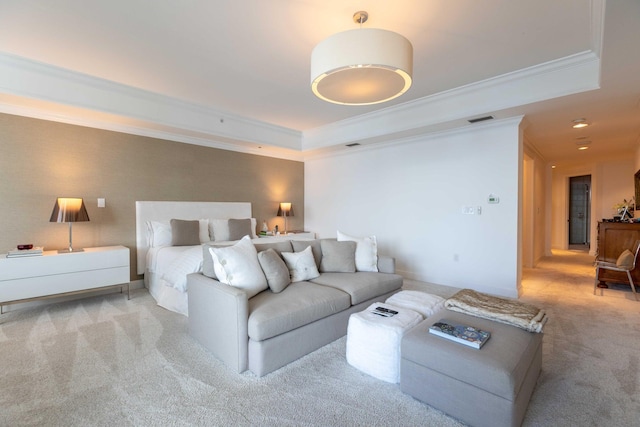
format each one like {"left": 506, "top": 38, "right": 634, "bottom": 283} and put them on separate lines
{"left": 277, "top": 202, "right": 294, "bottom": 217}
{"left": 311, "top": 28, "right": 413, "bottom": 105}
{"left": 50, "top": 198, "right": 90, "bottom": 223}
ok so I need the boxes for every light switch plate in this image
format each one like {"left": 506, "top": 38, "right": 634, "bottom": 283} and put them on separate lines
{"left": 462, "top": 206, "right": 475, "bottom": 215}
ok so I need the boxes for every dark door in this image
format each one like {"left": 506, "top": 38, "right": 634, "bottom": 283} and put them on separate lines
{"left": 569, "top": 175, "right": 591, "bottom": 245}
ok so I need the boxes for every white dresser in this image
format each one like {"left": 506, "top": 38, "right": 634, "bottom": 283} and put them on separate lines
{"left": 0, "top": 245, "right": 130, "bottom": 312}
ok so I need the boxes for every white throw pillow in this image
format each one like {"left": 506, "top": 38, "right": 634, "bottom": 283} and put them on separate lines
{"left": 282, "top": 245, "right": 320, "bottom": 282}
{"left": 147, "top": 221, "right": 172, "bottom": 247}
{"left": 209, "top": 219, "right": 231, "bottom": 241}
{"left": 208, "top": 236, "right": 267, "bottom": 298}
{"left": 337, "top": 230, "right": 378, "bottom": 272}
{"left": 198, "top": 219, "right": 210, "bottom": 243}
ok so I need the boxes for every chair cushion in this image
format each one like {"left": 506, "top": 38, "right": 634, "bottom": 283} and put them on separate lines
{"left": 616, "top": 249, "right": 634, "bottom": 269}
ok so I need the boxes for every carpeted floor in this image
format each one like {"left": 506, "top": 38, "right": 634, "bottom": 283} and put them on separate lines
{"left": 1, "top": 249, "right": 638, "bottom": 426}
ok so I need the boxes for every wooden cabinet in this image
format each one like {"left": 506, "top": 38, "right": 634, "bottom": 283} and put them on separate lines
{"left": 596, "top": 222, "right": 640, "bottom": 286}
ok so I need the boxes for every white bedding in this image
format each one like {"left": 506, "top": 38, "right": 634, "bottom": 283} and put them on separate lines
{"left": 145, "top": 246, "right": 203, "bottom": 316}
{"left": 136, "top": 201, "right": 253, "bottom": 315}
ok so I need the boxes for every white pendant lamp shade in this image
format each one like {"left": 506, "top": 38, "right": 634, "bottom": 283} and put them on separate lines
{"left": 311, "top": 28, "right": 413, "bottom": 105}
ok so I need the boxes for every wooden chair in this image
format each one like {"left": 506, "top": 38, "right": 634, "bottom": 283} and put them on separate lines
{"left": 594, "top": 239, "right": 640, "bottom": 300}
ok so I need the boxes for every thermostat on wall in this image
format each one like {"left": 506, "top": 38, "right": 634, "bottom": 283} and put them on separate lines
{"left": 488, "top": 194, "right": 500, "bottom": 204}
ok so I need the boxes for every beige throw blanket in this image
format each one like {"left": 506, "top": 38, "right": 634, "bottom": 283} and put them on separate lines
{"left": 444, "top": 289, "right": 548, "bottom": 333}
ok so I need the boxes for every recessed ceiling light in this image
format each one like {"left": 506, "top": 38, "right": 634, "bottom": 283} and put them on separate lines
{"left": 572, "top": 118, "right": 589, "bottom": 128}
{"left": 551, "top": 165, "right": 556, "bottom": 169}
{"left": 578, "top": 146, "right": 589, "bottom": 150}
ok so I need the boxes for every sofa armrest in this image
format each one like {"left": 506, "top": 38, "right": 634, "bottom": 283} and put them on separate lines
{"left": 187, "top": 273, "right": 249, "bottom": 373}
{"left": 377, "top": 255, "right": 396, "bottom": 274}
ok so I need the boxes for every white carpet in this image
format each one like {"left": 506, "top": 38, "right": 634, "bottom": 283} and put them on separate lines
{"left": 1, "top": 249, "right": 639, "bottom": 426}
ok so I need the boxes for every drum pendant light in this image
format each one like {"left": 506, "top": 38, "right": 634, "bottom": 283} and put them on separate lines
{"left": 311, "top": 11, "right": 413, "bottom": 106}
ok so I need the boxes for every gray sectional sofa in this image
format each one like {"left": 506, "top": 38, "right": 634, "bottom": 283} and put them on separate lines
{"left": 187, "top": 238, "right": 402, "bottom": 377}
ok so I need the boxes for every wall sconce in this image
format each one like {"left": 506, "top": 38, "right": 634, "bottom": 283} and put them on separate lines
{"left": 276, "top": 202, "right": 294, "bottom": 234}
{"left": 49, "top": 197, "right": 90, "bottom": 252}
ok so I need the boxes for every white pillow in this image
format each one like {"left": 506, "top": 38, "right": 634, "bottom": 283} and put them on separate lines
{"left": 208, "top": 235, "right": 267, "bottom": 298}
{"left": 337, "top": 230, "right": 378, "bottom": 272}
{"left": 147, "top": 219, "right": 210, "bottom": 247}
{"left": 282, "top": 245, "right": 320, "bottom": 282}
{"left": 209, "top": 219, "right": 231, "bottom": 241}
{"left": 161, "top": 246, "right": 204, "bottom": 292}
{"left": 198, "top": 219, "right": 210, "bottom": 243}
{"left": 209, "top": 218, "right": 258, "bottom": 241}
{"left": 147, "top": 221, "right": 172, "bottom": 247}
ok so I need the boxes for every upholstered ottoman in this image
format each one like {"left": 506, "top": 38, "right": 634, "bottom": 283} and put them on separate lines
{"left": 346, "top": 302, "right": 422, "bottom": 383}
{"left": 400, "top": 310, "right": 542, "bottom": 427}
{"left": 386, "top": 290, "right": 445, "bottom": 318}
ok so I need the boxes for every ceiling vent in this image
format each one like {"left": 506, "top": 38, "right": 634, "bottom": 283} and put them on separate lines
{"left": 346, "top": 143, "right": 361, "bottom": 147}
{"left": 468, "top": 115, "right": 494, "bottom": 124}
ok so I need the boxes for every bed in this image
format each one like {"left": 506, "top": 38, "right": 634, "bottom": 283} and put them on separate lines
{"left": 136, "top": 201, "right": 254, "bottom": 315}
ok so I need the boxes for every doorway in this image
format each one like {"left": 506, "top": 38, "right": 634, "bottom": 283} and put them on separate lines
{"left": 568, "top": 175, "right": 591, "bottom": 250}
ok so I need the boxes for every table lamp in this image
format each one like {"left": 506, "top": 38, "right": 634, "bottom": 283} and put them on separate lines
{"left": 50, "top": 197, "right": 90, "bottom": 252}
{"left": 276, "top": 202, "right": 294, "bottom": 234}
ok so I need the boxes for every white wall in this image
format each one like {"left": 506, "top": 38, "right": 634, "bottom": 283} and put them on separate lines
{"left": 305, "top": 117, "right": 524, "bottom": 298}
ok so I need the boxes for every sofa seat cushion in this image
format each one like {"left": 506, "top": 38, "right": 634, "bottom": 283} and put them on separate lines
{"left": 309, "top": 272, "right": 403, "bottom": 305}
{"left": 248, "top": 281, "right": 351, "bottom": 341}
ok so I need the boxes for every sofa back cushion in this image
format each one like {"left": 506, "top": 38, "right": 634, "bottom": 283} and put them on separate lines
{"left": 291, "top": 240, "right": 322, "bottom": 269}
{"left": 319, "top": 240, "right": 357, "bottom": 273}
{"left": 254, "top": 240, "right": 294, "bottom": 255}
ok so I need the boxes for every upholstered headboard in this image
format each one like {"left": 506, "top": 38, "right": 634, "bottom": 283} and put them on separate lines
{"left": 135, "top": 201, "right": 251, "bottom": 274}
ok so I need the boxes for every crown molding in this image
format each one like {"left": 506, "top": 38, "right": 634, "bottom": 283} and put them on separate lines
{"left": 303, "top": 116, "right": 525, "bottom": 162}
{"left": 0, "top": 46, "right": 600, "bottom": 161}
{"left": 302, "top": 50, "right": 601, "bottom": 150}
{"left": 0, "top": 52, "right": 303, "bottom": 153}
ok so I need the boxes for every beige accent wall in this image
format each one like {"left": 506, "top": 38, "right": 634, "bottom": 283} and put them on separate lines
{"left": 0, "top": 113, "right": 304, "bottom": 279}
